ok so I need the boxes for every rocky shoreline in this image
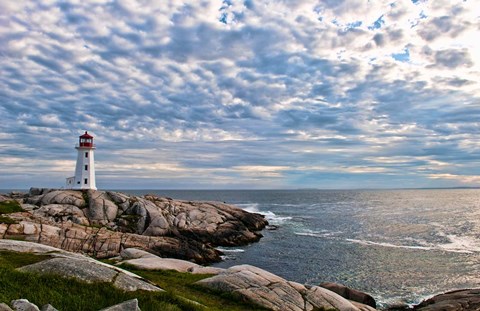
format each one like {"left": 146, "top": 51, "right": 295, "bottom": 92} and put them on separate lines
{"left": 1, "top": 189, "right": 479, "bottom": 310}
{"left": 0, "top": 188, "right": 268, "bottom": 264}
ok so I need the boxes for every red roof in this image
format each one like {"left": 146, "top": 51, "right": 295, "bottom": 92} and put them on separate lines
{"left": 80, "top": 131, "right": 93, "bottom": 139}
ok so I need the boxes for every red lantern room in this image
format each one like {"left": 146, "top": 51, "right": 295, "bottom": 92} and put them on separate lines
{"left": 79, "top": 131, "right": 94, "bottom": 148}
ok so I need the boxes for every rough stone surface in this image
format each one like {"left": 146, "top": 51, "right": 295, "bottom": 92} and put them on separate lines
{"left": 117, "top": 247, "right": 224, "bottom": 274}
{"left": 0, "top": 239, "right": 63, "bottom": 254}
{"left": 10, "top": 299, "right": 40, "bottom": 311}
{"left": 85, "top": 191, "right": 119, "bottom": 225}
{"left": 18, "top": 257, "right": 118, "bottom": 283}
{"left": 17, "top": 256, "right": 161, "bottom": 292}
{"left": 40, "top": 305, "right": 58, "bottom": 311}
{"left": 1, "top": 189, "right": 267, "bottom": 264}
{"left": 0, "top": 303, "right": 13, "bottom": 311}
{"left": 414, "top": 289, "right": 480, "bottom": 311}
{"left": 120, "top": 248, "right": 157, "bottom": 260}
{"left": 38, "top": 190, "right": 85, "bottom": 208}
{"left": 352, "top": 301, "right": 378, "bottom": 311}
{"left": 1, "top": 240, "right": 162, "bottom": 293}
{"left": 190, "top": 266, "right": 224, "bottom": 275}
{"left": 99, "top": 299, "right": 140, "bottom": 311}
{"left": 320, "top": 282, "right": 377, "bottom": 308}
{"left": 121, "top": 257, "right": 200, "bottom": 272}
{"left": 33, "top": 204, "right": 89, "bottom": 225}
{"left": 113, "top": 272, "right": 161, "bottom": 292}
{"left": 197, "top": 264, "right": 363, "bottom": 311}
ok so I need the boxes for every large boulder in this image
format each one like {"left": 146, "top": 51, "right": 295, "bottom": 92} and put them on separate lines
{"left": 32, "top": 204, "right": 90, "bottom": 225}
{"left": 39, "top": 190, "right": 85, "bottom": 208}
{"left": 11, "top": 299, "right": 40, "bottom": 311}
{"left": 99, "top": 299, "right": 140, "bottom": 311}
{"left": 2, "top": 240, "right": 162, "bottom": 293}
{"left": 320, "top": 282, "right": 377, "bottom": 308}
{"left": 0, "top": 303, "right": 13, "bottom": 311}
{"left": 413, "top": 289, "right": 480, "bottom": 311}
{"left": 197, "top": 265, "right": 363, "bottom": 311}
{"left": 144, "top": 196, "right": 268, "bottom": 246}
{"left": 117, "top": 248, "right": 224, "bottom": 274}
{"left": 84, "top": 191, "right": 118, "bottom": 225}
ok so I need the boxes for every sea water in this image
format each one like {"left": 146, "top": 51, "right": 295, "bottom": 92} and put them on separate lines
{"left": 122, "top": 189, "right": 480, "bottom": 307}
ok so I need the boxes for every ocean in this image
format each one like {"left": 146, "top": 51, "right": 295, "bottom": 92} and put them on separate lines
{"left": 122, "top": 189, "right": 480, "bottom": 308}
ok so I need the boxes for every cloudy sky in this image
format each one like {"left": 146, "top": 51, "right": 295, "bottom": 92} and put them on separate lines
{"left": 1, "top": 0, "right": 479, "bottom": 189}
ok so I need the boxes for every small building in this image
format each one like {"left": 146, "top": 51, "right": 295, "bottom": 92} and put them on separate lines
{"left": 66, "top": 131, "right": 97, "bottom": 190}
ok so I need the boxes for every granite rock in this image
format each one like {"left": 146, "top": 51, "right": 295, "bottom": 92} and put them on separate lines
{"left": 0, "top": 303, "right": 13, "bottom": 311}
{"left": 99, "top": 299, "right": 140, "bottom": 311}
{"left": 197, "top": 264, "right": 362, "bottom": 311}
{"left": 1, "top": 189, "right": 267, "bottom": 264}
{"left": 320, "top": 282, "right": 377, "bottom": 308}
{"left": 414, "top": 289, "right": 480, "bottom": 311}
{"left": 10, "top": 299, "right": 40, "bottom": 311}
{"left": 117, "top": 247, "right": 224, "bottom": 274}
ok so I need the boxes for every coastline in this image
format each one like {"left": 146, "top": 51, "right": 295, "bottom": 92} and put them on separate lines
{"left": 0, "top": 189, "right": 480, "bottom": 307}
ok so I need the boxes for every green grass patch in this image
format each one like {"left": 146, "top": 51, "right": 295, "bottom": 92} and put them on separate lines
{"left": 0, "top": 251, "right": 202, "bottom": 311}
{"left": 118, "top": 264, "right": 268, "bottom": 311}
{"left": 0, "top": 215, "right": 17, "bottom": 224}
{"left": 0, "top": 200, "right": 24, "bottom": 214}
{"left": 0, "top": 251, "right": 267, "bottom": 311}
{"left": 0, "top": 251, "right": 51, "bottom": 269}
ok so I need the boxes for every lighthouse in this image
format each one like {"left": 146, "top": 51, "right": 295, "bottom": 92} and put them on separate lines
{"left": 66, "top": 131, "right": 97, "bottom": 190}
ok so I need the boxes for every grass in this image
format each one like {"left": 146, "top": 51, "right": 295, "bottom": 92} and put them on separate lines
{"left": 0, "top": 251, "right": 51, "bottom": 269}
{"left": 118, "top": 264, "right": 269, "bottom": 311}
{"left": 0, "top": 215, "right": 17, "bottom": 224}
{"left": 0, "top": 201, "right": 24, "bottom": 214}
{"left": 0, "top": 251, "right": 267, "bottom": 311}
{"left": 0, "top": 251, "right": 202, "bottom": 311}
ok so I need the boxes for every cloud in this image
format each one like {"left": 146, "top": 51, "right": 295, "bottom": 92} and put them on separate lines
{"left": 432, "top": 48, "right": 473, "bottom": 69}
{"left": 0, "top": 0, "right": 479, "bottom": 189}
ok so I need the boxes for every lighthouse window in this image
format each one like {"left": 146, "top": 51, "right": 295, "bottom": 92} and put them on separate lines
{"left": 85, "top": 165, "right": 88, "bottom": 171}
{"left": 84, "top": 178, "right": 88, "bottom": 184}
{"left": 85, "top": 152, "right": 88, "bottom": 158}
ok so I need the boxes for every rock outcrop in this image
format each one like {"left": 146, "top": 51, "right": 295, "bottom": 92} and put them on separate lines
{"left": 320, "top": 282, "right": 377, "bottom": 309}
{"left": 3, "top": 299, "right": 140, "bottom": 311}
{"left": 11, "top": 299, "right": 41, "bottom": 311}
{"left": 196, "top": 264, "right": 375, "bottom": 311}
{"left": 413, "top": 289, "right": 480, "bottom": 311}
{"left": 115, "top": 247, "right": 224, "bottom": 274}
{"left": 99, "top": 299, "right": 140, "bottom": 311}
{"left": 1, "top": 188, "right": 268, "bottom": 264}
{"left": 0, "top": 240, "right": 161, "bottom": 293}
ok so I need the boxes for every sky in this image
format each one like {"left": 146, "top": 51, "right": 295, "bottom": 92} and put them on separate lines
{"left": 1, "top": 0, "right": 479, "bottom": 190}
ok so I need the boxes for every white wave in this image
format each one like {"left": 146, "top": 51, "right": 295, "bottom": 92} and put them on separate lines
{"left": 236, "top": 203, "right": 292, "bottom": 225}
{"left": 220, "top": 255, "right": 236, "bottom": 261}
{"left": 345, "top": 238, "right": 475, "bottom": 254}
{"left": 236, "top": 203, "right": 260, "bottom": 213}
{"left": 262, "top": 211, "right": 292, "bottom": 224}
{"left": 216, "top": 247, "right": 245, "bottom": 253}
{"left": 437, "top": 235, "right": 480, "bottom": 254}
{"left": 346, "top": 239, "right": 435, "bottom": 251}
{"left": 294, "top": 229, "right": 341, "bottom": 238}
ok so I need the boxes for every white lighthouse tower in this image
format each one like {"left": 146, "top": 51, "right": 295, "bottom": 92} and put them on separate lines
{"left": 66, "top": 131, "right": 97, "bottom": 190}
